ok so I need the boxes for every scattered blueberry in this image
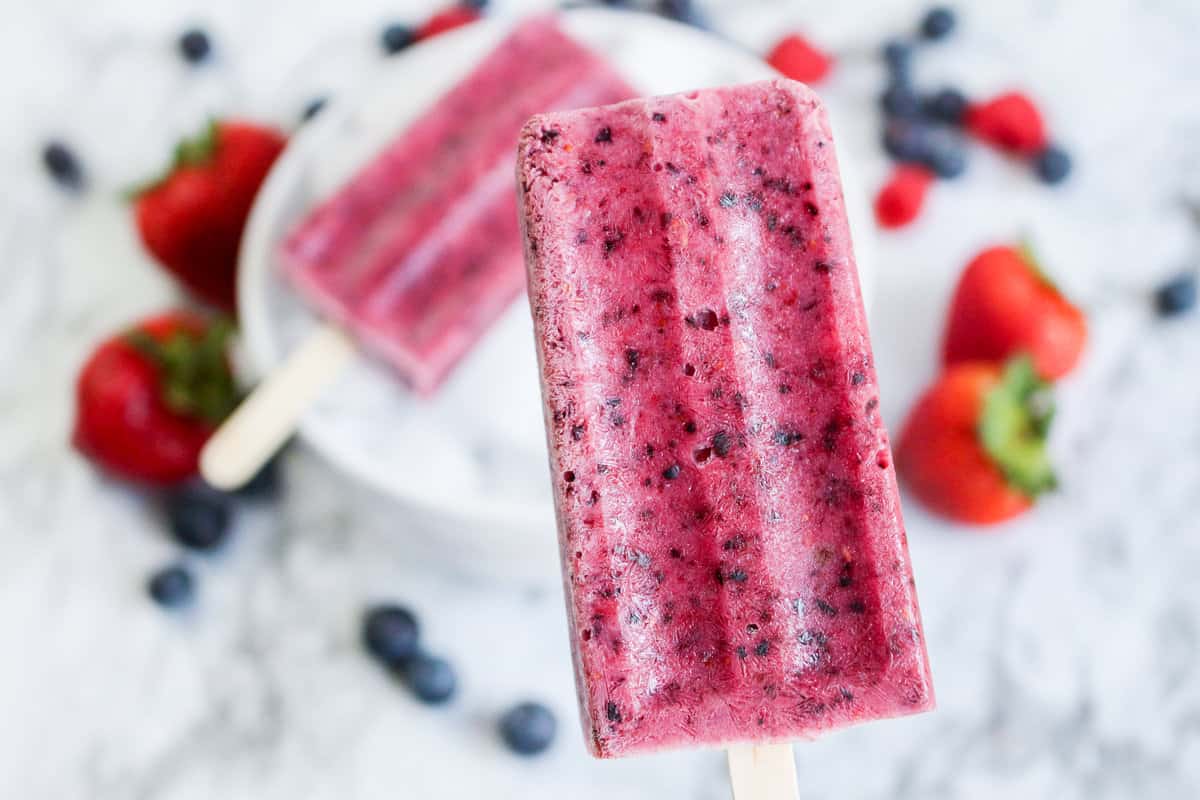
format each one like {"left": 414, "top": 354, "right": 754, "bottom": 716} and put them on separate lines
{"left": 402, "top": 653, "right": 458, "bottom": 704}
{"left": 499, "top": 702, "right": 558, "bottom": 756}
{"left": 1155, "top": 272, "right": 1197, "bottom": 317}
{"left": 363, "top": 604, "right": 421, "bottom": 666}
{"left": 924, "top": 87, "right": 968, "bottom": 125}
{"left": 233, "top": 454, "right": 283, "bottom": 499}
{"left": 882, "top": 40, "right": 913, "bottom": 82}
{"left": 167, "top": 486, "right": 233, "bottom": 551}
{"left": 880, "top": 83, "right": 922, "bottom": 119}
{"left": 882, "top": 120, "right": 932, "bottom": 162}
{"left": 922, "top": 132, "right": 967, "bottom": 179}
{"left": 41, "top": 141, "right": 84, "bottom": 190}
{"left": 460, "top": 0, "right": 490, "bottom": 8}
{"left": 657, "top": 0, "right": 707, "bottom": 28}
{"left": 178, "top": 28, "right": 212, "bottom": 64}
{"left": 1033, "top": 145, "right": 1072, "bottom": 185}
{"left": 919, "top": 6, "right": 956, "bottom": 40}
{"left": 147, "top": 565, "right": 195, "bottom": 608}
{"left": 300, "top": 97, "right": 328, "bottom": 124}
{"left": 380, "top": 23, "right": 416, "bottom": 55}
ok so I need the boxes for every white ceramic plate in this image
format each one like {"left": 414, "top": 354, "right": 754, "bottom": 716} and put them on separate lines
{"left": 239, "top": 7, "right": 876, "bottom": 578}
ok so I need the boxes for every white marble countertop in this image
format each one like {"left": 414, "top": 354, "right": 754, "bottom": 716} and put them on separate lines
{"left": 3, "top": 0, "right": 1200, "bottom": 797}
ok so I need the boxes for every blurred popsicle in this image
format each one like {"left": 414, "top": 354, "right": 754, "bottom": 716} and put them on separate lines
{"left": 201, "top": 17, "right": 634, "bottom": 490}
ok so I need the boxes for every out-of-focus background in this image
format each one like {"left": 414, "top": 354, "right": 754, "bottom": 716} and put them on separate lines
{"left": 3, "top": 0, "right": 1200, "bottom": 797}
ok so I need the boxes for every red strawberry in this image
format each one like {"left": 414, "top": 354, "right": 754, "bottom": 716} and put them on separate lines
{"left": 943, "top": 245, "right": 1086, "bottom": 379}
{"left": 415, "top": 6, "right": 481, "bottom": 41}
{"left": 72, "top": 312, "right": 238, "bottom": 486}
{"left": 134, "top": 120, "right": 286, "bottom": 312}
{"left": 897, "top": 357, "right": 1056, "bottom": 525}
{"left": 964, "top": 92, "right": 1047, "bottom": 155}
{"left": 766, "top": 34, "right": 834, "bottom": 85}
{"left": 874, "top": 165, "right": 934, "bottom": 229}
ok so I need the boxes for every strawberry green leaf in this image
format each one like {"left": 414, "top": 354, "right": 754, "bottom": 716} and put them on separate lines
{"left": 124, "top": 119, "right": 221, "bottom": 199}
{"left": 978, "top": 355, "right": 1057, "bottom": 497}
{"left": 174, "top": 119, "right": 220, "bottom": 167}
{"left": 127, "top": 318, "right": 237, "bottom": 424}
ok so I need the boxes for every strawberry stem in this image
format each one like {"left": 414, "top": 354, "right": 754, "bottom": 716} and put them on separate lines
{"left": 1017, "top": 238, "right": 1060, "bottom": 294}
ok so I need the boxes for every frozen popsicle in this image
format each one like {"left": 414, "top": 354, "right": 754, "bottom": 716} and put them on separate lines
{"left": 518, "top": 79, "right": 934, "bottom": 759}
{"left": 200, "top": 16, "right": 634, "bottom": 491}
{"left": 281, "top": 16, "right": 635, "bottom": 395}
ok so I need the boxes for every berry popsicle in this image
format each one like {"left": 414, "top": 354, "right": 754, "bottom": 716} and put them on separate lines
{"left": 200, "top": 17, "right": 634, "bottom": 491}
{"left": 518, "top": 80, "right": 934, "bottom": 761}
{"left": 281, "top": 16, "right": 634, "bottom": 395}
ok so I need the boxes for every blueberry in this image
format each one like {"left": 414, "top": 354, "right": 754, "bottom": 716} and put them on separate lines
{"left": 380, "top": 23, "right": 416, "bottom": 55}
{"left": 178, "top": 28, "right": 212, "bottom": 64}
{"left": 882, "top": 120, "right": 931, "bottom": 162}
{"left": 402, "top": 653, "right": 457, "bottom": 704}
{"left": 882, "top": 40, "right": 913, "bottom": 82}
{"left": 880, "top": 83, "right": 922, "bottom": 118}
{"left": 233, "top": 455, "right": 283, "bottom": 499}
{"left": 924, "top": 87, "right": 968, "bottom": 124}
{"left": 147, "top": 565, "right": 195, "bottom": 608}
{"left": 460, "top": 0, "right": 489, "bottom": 8}
{"left": 924, "top": 147, "right": 966, "bottom": 179}
{"left": 167, "top": 486, "right": 233, "bottom": 551}
{"left": 41, "top": 141, "right": 84, "bottom": 190}
{"left": 300, "top": 97, "right": 328, "bottom": 124}
{"left": 499, "top": 702, "right": 558, "bottom": 756}
{"left": 920, "top": 6, "right": 956, "bottom": 40}
{"left": 657, "top": 0, "right": 707, "bottom": 28}
{"left": 1155, "top": 272, "right": 1197, "bottom": 316}
{"left": 922, "top": 133, "right": 967, "bottom": 179}
{"left": 1034, "top": 145, "right": 1072, "bottom": 185}
{"left": 363, "top": 604, "right": 421, "bottom": 666}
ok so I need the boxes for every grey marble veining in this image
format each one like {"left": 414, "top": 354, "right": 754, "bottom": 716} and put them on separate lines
{"left": 2, "top": 0, "right": 1200, "bottom": 797}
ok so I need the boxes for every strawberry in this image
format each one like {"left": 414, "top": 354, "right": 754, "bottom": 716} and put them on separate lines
{"left": 964, "top": 91, "right": 1047, "bottom": 155}
{"left": 897, "top": 357, "right": 1056, "bottom": 525}
{"left": 415, "top": 6, "right": 481, "bottom": 41}
{"left": 766, "top": 34, "right": 834, "bottom": 85}
{"left": 874, "top": 164, "right": 934, "bottom": 229}
{"left": 943, "top": 244, "right": 1086, "bottom": 379}
{"left": 72, "top": 312, "right": 238, "bottom": 486}
{"left": 134, "top": 121, "right": 286, "bottom": 312}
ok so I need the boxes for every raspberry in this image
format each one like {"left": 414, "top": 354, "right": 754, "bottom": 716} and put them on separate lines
{"left": 415, "top": 6, "right": 481, "bottom": 41}
{"left": 766, "top": 34, "right": 834, "bottom": 85}
{"left": 874, "top": 165, "right": 935, "bottom": 229}
{"left": 965, "top": 92, "right": 1048, "bottom": 155}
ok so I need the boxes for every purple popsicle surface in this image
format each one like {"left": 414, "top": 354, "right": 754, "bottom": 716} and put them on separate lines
{"left": 282, "top": 17, "right": 634, "bottom": 395}
{"left": 518, "top": 79, "right": 933, "bottom": 758}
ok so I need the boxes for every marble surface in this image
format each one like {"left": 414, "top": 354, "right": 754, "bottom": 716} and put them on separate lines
{"left": 3, "top": 0, "right": 1200, "bottom": 797}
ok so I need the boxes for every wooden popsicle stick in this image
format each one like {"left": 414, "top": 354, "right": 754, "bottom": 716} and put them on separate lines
{"left": 727, "top": 743, "right": 799, "bottom": 800}
{"left": 200, "top": 323, "right": 355, "bottom": 490}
